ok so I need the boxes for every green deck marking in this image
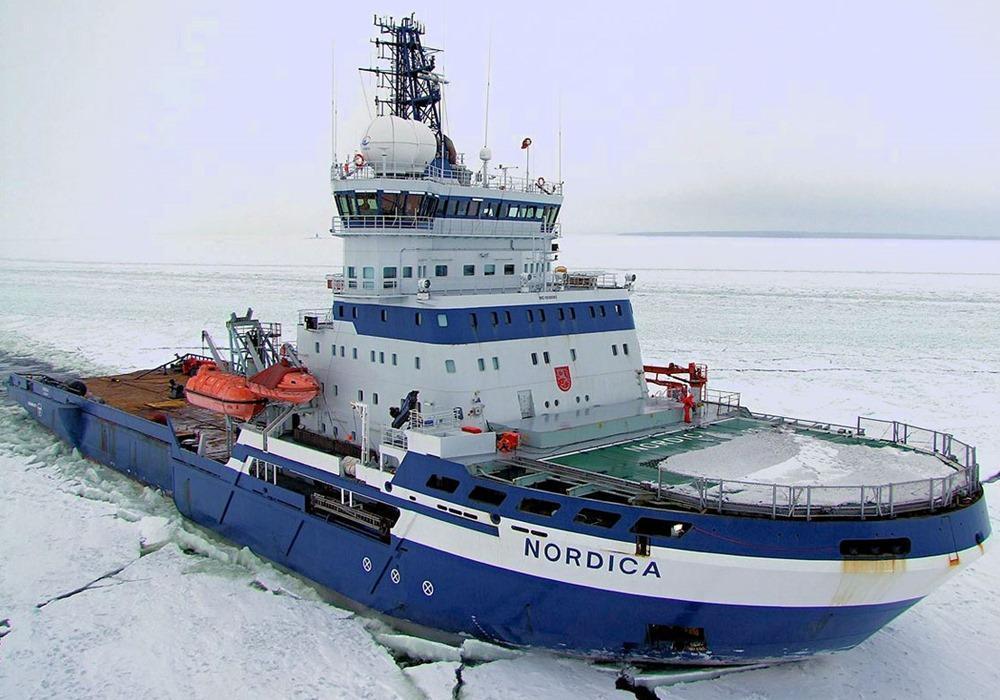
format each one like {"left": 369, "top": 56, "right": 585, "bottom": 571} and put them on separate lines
{"left": 546, "top": 418, "right": 766, "bottom": 483}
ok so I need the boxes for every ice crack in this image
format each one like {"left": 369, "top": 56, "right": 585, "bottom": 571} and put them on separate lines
{"left": 35, "top": 560, "right": 137, "bottom": 609}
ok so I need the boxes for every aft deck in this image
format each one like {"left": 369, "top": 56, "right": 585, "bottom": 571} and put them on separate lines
{"left": 82, "top": 360, "right": 230, "bottom": 460}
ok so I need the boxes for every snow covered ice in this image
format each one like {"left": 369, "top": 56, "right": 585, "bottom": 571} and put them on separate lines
{"left": 1, "top": 238, "right": 999, "bottom": 699}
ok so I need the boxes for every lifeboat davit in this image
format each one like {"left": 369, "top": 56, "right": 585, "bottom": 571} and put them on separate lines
{"left": 245, "top": 360, "right": 321, "bottom": 404}
{"left": 184, "top": 365, "right": 267, "bottom": 420}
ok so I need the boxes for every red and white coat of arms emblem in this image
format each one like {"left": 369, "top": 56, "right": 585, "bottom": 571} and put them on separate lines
{"left": 554, "top": 365, "right": 572, "bottom": 392}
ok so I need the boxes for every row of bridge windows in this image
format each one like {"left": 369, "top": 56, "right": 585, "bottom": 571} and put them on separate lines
{"left": 333, "top": 302, "right": 626, "bottom": 328}
{"left": 335, "top": 190, "right": 560, "bottom": 224}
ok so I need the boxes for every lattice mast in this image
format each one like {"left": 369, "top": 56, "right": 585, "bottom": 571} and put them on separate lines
{"left": 361, "top": 14, "right": 444, "bottom": 140}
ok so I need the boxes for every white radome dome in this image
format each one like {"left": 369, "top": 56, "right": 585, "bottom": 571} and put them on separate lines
{"left": 359, "top": 115, "right": 437, "bottom": 174}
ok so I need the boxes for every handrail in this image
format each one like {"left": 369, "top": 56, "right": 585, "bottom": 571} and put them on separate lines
{"left": 652, "top": 414, "right": 982, "bottom": 520}
{"left": 337, "top": 161, "right": 564, "bottom": 195}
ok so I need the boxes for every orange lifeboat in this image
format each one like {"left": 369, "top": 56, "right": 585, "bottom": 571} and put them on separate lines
{"left": 184, "top": 365, "right": 267, "bottom": 420}
{"left": 246, "top": 360, "right": 321, "bottom": 404}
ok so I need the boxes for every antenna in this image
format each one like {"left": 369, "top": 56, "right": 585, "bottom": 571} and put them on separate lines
{"left": 557, "top": 91, "right": 562, "bottom": 186}
{"left": 479, "top": 31, "right": 493, "bottom": 184}
{"left": 331, "top": 43, "right": 338, "bottom": 182}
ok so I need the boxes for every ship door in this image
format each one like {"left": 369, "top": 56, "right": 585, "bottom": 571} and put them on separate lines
{"left": 517, "top": 390, "right": 535, "bottom": 419}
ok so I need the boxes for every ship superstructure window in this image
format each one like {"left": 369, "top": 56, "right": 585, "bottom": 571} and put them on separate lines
{"left": 481, "top": 201, "right": 497, "bottom": 217}
{"left": 415, "top": 356, "right": 421, "bottom": 369}
{"left": 623, "top": 343, "right": 629, "bottom": 355}
{"left": 570, "top": 348, "right": 577, "bottom": 361}
{"left": 352, "top": 348, "right": 358, "bottom": 359}
{"left": 445, "top": 359, "right": 456, "bottom": 373}
{"left": 612, "top": 345, "right": 619, "bottom": 356}
{"left": 543, "top": 351, "right": 550, "bottom": 364}
{"left": 347, "top": 267, "right": 356, "bottom": 279}
{"left": 469, "top": 313, "right": 478, "bottom": 328}
{"left": 468, "top": 200, "right": 481, "bottom": 217}
{"left": 527, "top": 309, "right": 534, "bottom": 322}
{"left": 615, "top": 303, "right": 623, "bottom": 315}
{"left": 355, "top": 192, "right": 377, "bottom": 214}
{"left": 518, "top": 498, "right": 560, "bottom": 517}
{"left": 437, "top": 313, "right": 448, "bottom": 327}
{"left": 373, "top": 393, "right": 379, "bottom": 405}
{"left": 490, "top": 311, "right": 499, "bottom": 326}
{"left": 538, "top": 308, "right": 546, "bottom": 322}
{"left": 492, "top": 356, "right": 500, "bottom": 369}
{"left": 569, "top": 307, "right": 576, "bottom": 320}
{"left": 456, "top": 200, "right": 469, "bottom": 216}
{"left": 404, "top": 193, "right": 422, "bottom": 216}
{"left": 437, "top": 198, "right": 449, "bottom": 215}
{"left": 381, "top": 192, "right": 400, "bottom": 216}
{"left": 464, "top": 264, "right": 475, "bottom": 276}
{"left": 477, "top": 358, "right": 485, "bottom": 371}
{"left": 504, "top": 310, "right": 512, "bottom": 323}
{"left": 379, "top": 351, "right": 385, "bottom": 364}
{"left": 380, "top": 309, "right": 389, "bottom": 321}
{"left": 531, "top": 352, "right": 539, "bottom": 365}
{"left": 557, "top": 308, "right": 565, "bottom": 321}
{"left": 485, "top": 264, "right": 496, "bottom": 275}
{"left": 314, "top": 342, "right": 320, "bottom": 353}
{"left": 331, "top": 345, "right": 336, "bottom": 356}
{"left": 402, "top": 266, "right": 413, "bottom": 278}
{"left": 383, "top": 267, "right": 396, "bottom": 279}
{"left": 370, "top": 350, "right": 376, "bottom": 362}
{"left": 504, "top": 264, "right": 515, "bottom": 275}
{"left": 363, "top": 267, "right": 374, "bottom": 289}
{"left": 435, "top": 265, "right": 448, "bottom": 277}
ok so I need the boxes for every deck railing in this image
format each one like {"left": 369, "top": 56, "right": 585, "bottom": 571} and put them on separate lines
{"left": 655, "top": 414, "right": 981, "bottom": 520}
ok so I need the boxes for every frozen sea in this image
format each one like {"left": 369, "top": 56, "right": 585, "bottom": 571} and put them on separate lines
{"left": 1, "top": 234, "right": 998, "bottom": 699}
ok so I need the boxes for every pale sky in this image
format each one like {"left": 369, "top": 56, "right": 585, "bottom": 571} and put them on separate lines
{"left": 2, "top": 1, "right": 999, "bottom": 262}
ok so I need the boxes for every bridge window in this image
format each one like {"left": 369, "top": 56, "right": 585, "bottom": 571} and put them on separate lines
{"left": 402, "top": 266, "right": 413, "bottom": 278}
{"left": 508, "top": 205, "right": 520, "bottom": 218}
{"left": 468, "top": 200, "right": 481, "bottom": 217}
{"left": 490, "top": 311, "right": 499, "bottom": 326}
{"left": 383, "top": 267, "right": 397, "bottom": 279}
{"left": 464, "top": 264, "right": 475, "bottom": 276}
{"left": 420, "top": 195, "right": 437, "bottom": 217}
{"left": 482, "top": 201, "right": 498, "bottom": 218}
{"left": 518, "top": 497, "right": 560, "bottom": 517}
{"left": 355, "top": 192, "right": 377, "bottom": 214}
{"left": 445, "top": 359, "right": 456, "bottom": 373}
{"left": 538, "top": 308, "right": 546, "bottom": 322}
{"left": 404, "top": 193, "right": 422, "bottom": 216}
{"left": 504, "top": 310, "right": 512, "bottom": 323}
{"left": 437, "top": 313, "right": 448, "bottom": 327}
{"left": 436, "top": 198, "right": 449, "bottom": 215}
{"left": 380, "top": 192, "right": 400, "bottom": 216}
{"left": 447, "top": 199, "right": 460, "bottom": 216}
{"left": 469, "top": 313, "right": 478, "bottom": 328}
{"left": 504, "top": 264, "right": 515, "bottom": 275}
{"left": 523, "top": 205, "right": 536, "bottom": 219}
{"left": 456, "top": 199, "right": 469, "bottom": 217}
{"left": 545, "top": 205, "right": 560, "bottom": 225}
{"left": 527, "top": 309, "right": 534, "bottom": 322}
{"left": 485, "top": 264, "right": 496, "bottom": 276}
{"left": 469, "top": 485, "right": 507, "bottom": 506}
{"left": 574, "top": 508, "right": 621, "bottom": 528}
{"left": 435, "top": 265, "right": 448, "bottom": 277}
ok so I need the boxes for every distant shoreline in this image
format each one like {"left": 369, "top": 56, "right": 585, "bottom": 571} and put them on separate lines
{"left": 621, "top": 231, "right": 1000, "bottom": 241}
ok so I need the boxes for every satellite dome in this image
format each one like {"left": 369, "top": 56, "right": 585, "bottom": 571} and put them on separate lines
{"left": 360, "top": 116, "right": 437, "bottom": 174}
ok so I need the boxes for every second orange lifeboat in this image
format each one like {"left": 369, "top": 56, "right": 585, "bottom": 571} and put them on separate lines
{"left": 184, "top": 365, "right": 267, "bottom": 420}
{"left": 246, "top": 360, "right": 321, "bottom": 404}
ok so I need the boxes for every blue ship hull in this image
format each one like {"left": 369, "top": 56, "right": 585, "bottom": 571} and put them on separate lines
{"left": 7, "top": 373, "right": 990, "bottom": 664}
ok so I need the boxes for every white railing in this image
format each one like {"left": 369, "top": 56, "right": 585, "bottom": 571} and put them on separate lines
{"left": 337, "top": 159, "right": 563, "bottom": 195}
{"left": 382, "top": 427, "right": 408, "bottom": 448}
{"left": 408, "top": 407, "right": 463, "bottom": 432}
{"left": 651, "top": 414, "right": 982, "bottom": 520}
